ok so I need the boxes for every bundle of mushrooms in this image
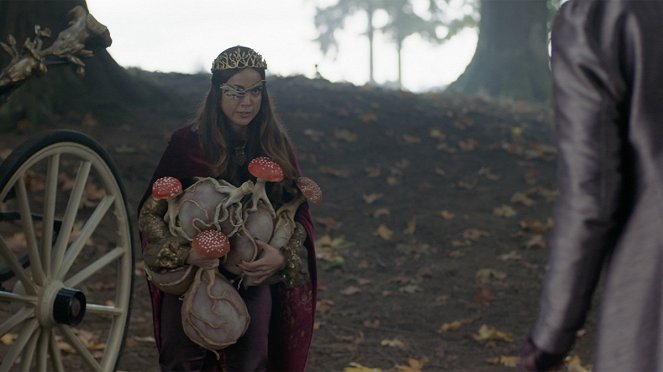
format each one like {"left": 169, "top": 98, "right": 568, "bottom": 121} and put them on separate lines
{"left": 148, "top": 156, "right": 321, "bottom": 286}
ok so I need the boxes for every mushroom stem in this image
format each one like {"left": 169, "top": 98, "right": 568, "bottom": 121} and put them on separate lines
{"left": 248, "top": 178, "right": 275, "bottom": 217}
{"left": 268, "top": 194, "right": 306, "bottom": 249}
{"left": 223, "top": 180, "right": 254, "bottom": 209}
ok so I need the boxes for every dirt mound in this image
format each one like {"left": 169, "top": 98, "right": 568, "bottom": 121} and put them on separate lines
{"left": 0, "top": 72, "right": 596, "bottom": 371}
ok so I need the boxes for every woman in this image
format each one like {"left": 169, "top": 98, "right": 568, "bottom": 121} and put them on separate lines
{"left": 138, "top": 46, "right": 317, "bottom": 371}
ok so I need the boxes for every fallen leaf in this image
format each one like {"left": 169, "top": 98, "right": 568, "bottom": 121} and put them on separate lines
{"left": 359, "top": 112, "right": 379, "bottom": 124}
{"left": 81, "top": 112, "right": 97, "bottom": 127}
{"left": 341, "top": 286, "right": 361, "bottom": 296}
{"left": 374, "top": 224, "right": 393, "bottom": 240}
{"left": 0, "top": 148, "right": 12, "bottom": 160}
{"left": 473, "top": 324, "right": 513, "bottom": 343}
{"left": 386, "top": 176, "right": 400, "bottom": 185}
{"left": 132, "top": 336, "right": 156, "bottom": 343}
{"left": 475, "top": 286, "right": 495, "bottom": 304}
{"left": 335, "top": 129, "right": 358, "bottom": 142}
{"left": 403, "top": 218, "right": 416, "bottom": 235}
{"left": 438, "top": 320, "right": 462, "bottom": 332}
{"left": 520, "top": 218, "right": 554, "bottom": 234}
{"left": 463, "top": 228, "right": 490, "bottom": 241}
{"left": 511, "top": 192, "right": 535, "bottom": 206}
{"left": 493, "top": 204, "right": 517, "bottom": 217}
{"left": 478, "top": 167, "right": 500, "bottom": 181}
{"left": 487, "top": 356, "right": 519, "bottom": 367}
{"left": 316, "top": 299, "right": 334, "bottom": 314}
{"left": 456, "top": 179, "right": 476, "bottom": 189}
{"left": 399, "top": 284, "right": 423, "bottom": 294}
{"left": 381, "top": 338, "right": 406, "bottom": 349}
{"left": 363, "top": 193, "right": 383, "bottom": 204}
{"left": 458, "top": 138, "right": 479, "bottom": 151}
{"left": 498, "top": 251, "right": 522, "bottom": 261}
{"left": 430, "top": 129, "right": 446, "bottom": 140}
{"left": 319, "top": 166, "right": 351, "bottom": 178}
{"left": 316, "top": 217, "right": 342, "bottom": 230}
{"left": 523, "top": 234, "right": 546, "bottom": 249}
{"left": 437, "top": 142, "right": 457, "bottom": 153}
{"left": 476, "top": 268, "right": 507, "bottom": 285}
{"left": 371, "top": 208, "right": 390, "bottom": 218}
{"left": 402, "top": 134, "right": 422, "bottom": 144}
{"left": 365, "top": 166, "right": 381, "bottom": 177}
{"left": 564, "top": 355, "right": 591, "bottom": 372}
{"left": 304, "top": 128, "right": 324, "bottom": 142}
{"left": 344, "top": 362, "right": 382, "bottom": 372}
{"left": 395, "top": 358, "right": 424, "bottom": 372}
{"left": 511, "top": 126, "right": 524, "bottom": 139}
{"left": 0, "top": 333, "right": 16, "bottom": 345}
{"left": 438, "top": 210, "right": 455, "bottom": 220}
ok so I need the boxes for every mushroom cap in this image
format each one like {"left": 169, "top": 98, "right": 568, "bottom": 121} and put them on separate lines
{"left": 248, "top": 156, "right": 284, "bottom": 182}
{"left": 296, "top": 176, "right": 322, "bottom": 205}
{"left": 192, "top": 230, "right": 231, "bottom": 258}
{"left": 152, "top": 176, "right": 183, "bottom": 200}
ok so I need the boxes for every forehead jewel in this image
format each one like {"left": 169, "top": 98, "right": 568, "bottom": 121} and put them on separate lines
{"left": 212, "top": 47, "right": 268, "bottom": 72}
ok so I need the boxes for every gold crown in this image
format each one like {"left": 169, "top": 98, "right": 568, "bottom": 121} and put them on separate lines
{"left": 212, "top": 47, "right": 267, "bottom": 72}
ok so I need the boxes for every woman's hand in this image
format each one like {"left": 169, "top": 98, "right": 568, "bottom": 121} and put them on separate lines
{"left": 238, "top": 239, "right": 285, "bottom": 284}
{"left": 186, "top": 248, "right": 219, "bottom": 270}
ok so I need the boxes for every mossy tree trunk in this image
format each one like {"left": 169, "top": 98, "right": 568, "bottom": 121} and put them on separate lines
{"left": 0, "top": 0, "right": 164, "bottom": 130}
{"left": 447, "top": 0, "right": 551, "bottom": 103}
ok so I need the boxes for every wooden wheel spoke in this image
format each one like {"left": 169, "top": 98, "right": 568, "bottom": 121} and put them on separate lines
{"left": 36, "top": 330, "right": 49, "bottom": 372}
{"left": 18, "top": 327, "right": 40, "bottom": 371}
{"left": 51, "top": 160, "right": 91, "bottom": 272}
{"left": 57, "top": 325, "right": 101, "bottom": 371}
{"left": 86, "top": 303, "right": 123, "bottom": 317}
{"left": 0, "top": 306, "right": 33, "bottom": 337}
{"left": 57, "top": 194, "right": 115, "bottom": 279}
{"left": 42, "top": 153, "right": 61, "bottom": 278}
{"left": 48, "top": 331, "right": 65, "bottom": 372}
{"left": 0, "top": 318, "right": 38, "bottom": 371}
{"left": 15, "top": 176, "right": 45, "bottom": 286}
{"left": 63, "top": 246, "right": 125, "bottom": 288}
{"left": 0, "top": 235, "right": 36, "bottom": 295}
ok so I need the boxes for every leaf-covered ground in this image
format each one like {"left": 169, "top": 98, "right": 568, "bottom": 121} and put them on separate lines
{"left": 0, "top": 73, "right": 598, "bottom": 371}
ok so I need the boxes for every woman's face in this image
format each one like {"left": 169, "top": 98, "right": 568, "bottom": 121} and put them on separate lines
{"left": 219, "top": 68, "right": 264, "bottom": 135}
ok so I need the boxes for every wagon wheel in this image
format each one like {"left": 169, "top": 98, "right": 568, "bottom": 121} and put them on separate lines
{"left": 0, "top": 130, "right": 134, "bottom": 372}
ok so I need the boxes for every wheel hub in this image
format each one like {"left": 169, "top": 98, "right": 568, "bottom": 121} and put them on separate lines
{"left": 53, "top": 287, "right": 86, "bottom": 325}
{"left": 37, "top": 281, "right": 86, "bottom": 326}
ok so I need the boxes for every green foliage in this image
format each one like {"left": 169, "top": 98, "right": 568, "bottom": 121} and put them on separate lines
{"left": 314, "top": 0, "right": 387, "bottom": 56}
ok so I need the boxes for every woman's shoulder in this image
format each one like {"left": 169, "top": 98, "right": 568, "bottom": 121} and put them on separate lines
{"left": 169, "top": 123, "right": 198, "bottom": 143}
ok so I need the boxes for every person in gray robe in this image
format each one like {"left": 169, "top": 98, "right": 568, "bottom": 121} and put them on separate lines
{"left": 520, "top": 0, "right": 663, "bottom": 370}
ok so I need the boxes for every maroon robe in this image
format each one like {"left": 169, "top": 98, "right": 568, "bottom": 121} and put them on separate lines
{"left": 138, "top": 124, "right": 317, "bottom": 371}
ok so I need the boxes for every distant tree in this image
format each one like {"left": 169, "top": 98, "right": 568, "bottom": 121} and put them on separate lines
{"left": 0, "top": 0, "right": 162, "bottom": 129}
{"left": 314, "top": 0, "right": 386, "bottom": 85}
{"left": 447, "top": 0, "right": 558, "bottom": 102}
{"left": 379, "top": 0, "right": 443, "bottom": 88}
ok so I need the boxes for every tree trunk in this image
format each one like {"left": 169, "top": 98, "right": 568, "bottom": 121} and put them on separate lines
{"left": 447, "top": 0, "right": 551, "bottom": 102}
{"left": 0, "top": 0, "right": 164, "bottom": 129}
{"left": 396, "top": 39, "right": 402, "bottom": 89}
{"left": 366, "top": 7, "right": 375, "bottom": 85}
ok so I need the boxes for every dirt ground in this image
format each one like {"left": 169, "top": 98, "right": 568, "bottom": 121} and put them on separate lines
{"left": 1, "top": 72, "right": 597, "bottom": 371}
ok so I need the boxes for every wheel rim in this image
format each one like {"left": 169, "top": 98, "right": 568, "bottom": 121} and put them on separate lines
{"left": 0, "top": 135, "right": 133, "bottom": 372}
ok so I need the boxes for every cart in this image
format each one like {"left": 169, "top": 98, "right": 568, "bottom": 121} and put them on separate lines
{"left": 0, "top": 7, "right": 135, "bottom": 371}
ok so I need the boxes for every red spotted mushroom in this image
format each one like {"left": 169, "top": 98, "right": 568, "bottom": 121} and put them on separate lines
{"left": 295, "top": 177, "right": 322, "bottom": 205}
{"left": 192, "top": 230, "right": 231, "bottom": 259}
{"left": 152, "top": 176, "right": 183, "bottom": 200}
{"left": 247, "top": 156, "right": 284, "bottom": 216}
{"left": 269, "top": 176, "right": 323, "bottom": 250}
